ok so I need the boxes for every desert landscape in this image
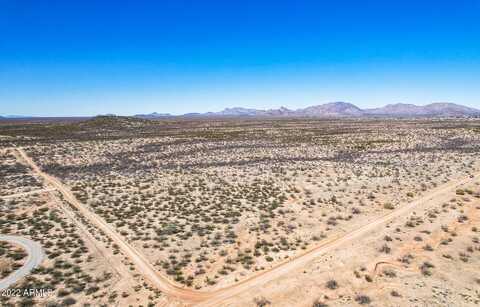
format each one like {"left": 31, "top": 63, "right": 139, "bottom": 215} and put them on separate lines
{"left": 3, "top": 1, "right": 480, "bottom": 305}
{"left": 1, "top": 116, "right": 479, "bottom": 306}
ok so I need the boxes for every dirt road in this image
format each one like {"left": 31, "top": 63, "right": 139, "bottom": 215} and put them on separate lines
{"left": 14, "top": 148, "right": 208, "bottom": 302}
{"left": 15, "top": 147, "right": 479, "bottom": 305}
{"left": 196, "top": 173, "right": 480, "bottom": 306}
{"left": 0, "top": 235, "right": 45, "bottom": 291}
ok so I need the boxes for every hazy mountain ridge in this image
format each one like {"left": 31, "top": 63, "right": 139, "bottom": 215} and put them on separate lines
{"left": 136, "top": 102, "right": 480, "bottom": 118}
{"left": 3, "top": 102, "right": 479, "bottom": 120}
{"left": 135, "top": 112, "right": 172, "bottom": 119}
{"left": 297, "top": 102, "right": 364, "bottom": 117}
{"left": 364, "top": 103, "right": 480, "bottom": 117}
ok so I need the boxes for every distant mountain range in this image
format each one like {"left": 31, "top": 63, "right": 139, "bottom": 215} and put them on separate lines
{"left": 364, "top": 102, "right": 480, "bottom": 117}
{"left": 2, "top": 102, "right": 479, "bottom": 120}
{"left": 135, "top": 102, "right": 480, "bottom": 119}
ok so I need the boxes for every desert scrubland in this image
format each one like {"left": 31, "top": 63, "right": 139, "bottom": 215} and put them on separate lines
{"left": 0, "top": 116, "right": 479, "bottom": 306}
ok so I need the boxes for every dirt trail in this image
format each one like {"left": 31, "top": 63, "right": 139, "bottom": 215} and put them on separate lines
{"left": 50, "top": 192, "right": 132, "bottom": 287}
{"left": 0, "top": 188, "right": 56, "bottom": 199}
{"left": 14, "top": 147, "right": 480, "bottom": 305}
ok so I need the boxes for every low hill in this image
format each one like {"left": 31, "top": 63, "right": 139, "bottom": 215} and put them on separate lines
{"left": 77, "top": 115, "right": 153, "bottom": 129}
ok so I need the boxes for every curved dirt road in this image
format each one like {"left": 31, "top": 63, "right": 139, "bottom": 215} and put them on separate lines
{"left": 0, "top": 235, "right": 45, "bottom": 291}
{"left": 15, "top": 147, "right": 479, "bottom": 305}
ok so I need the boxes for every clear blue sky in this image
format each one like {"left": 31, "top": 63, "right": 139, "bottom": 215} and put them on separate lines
{"left": 1, "top": 1, "right": 479, "bottom": 116}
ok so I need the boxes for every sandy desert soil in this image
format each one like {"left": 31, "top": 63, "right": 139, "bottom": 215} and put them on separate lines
{"left": 0, "top": 117, "right": 479, "bottom": 306}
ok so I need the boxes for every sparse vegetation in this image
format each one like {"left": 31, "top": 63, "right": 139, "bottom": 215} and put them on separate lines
{"left": 1, "top": 117, "right": 480, "bottom": 306}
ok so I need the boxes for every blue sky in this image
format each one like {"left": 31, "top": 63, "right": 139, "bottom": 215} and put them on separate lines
{"left": 1, "top": 1, "right": 479, "bottom": 116}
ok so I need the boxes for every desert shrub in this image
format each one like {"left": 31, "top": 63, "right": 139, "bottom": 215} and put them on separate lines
{"left": 458, "top": 215, "right": 468, "bottom": 223}
{"left": 312, "top": 300, "right": 328, "bottom": 307}
{"left": 18, "top": 298, "right": 36, "bottom": 307}
{"left": 254, "top": 297, "right": 271, "bottom": 306}
{"left": 325, "top": 279, "right": 338, "bottom": 290}
{"left": 57, "top": 289, "right": 70, "bottom": 297}
{"left": 355, "top": 295, "right": 371, "bottom": 304}
{"left": 420, "top": 261, "right": 434, "bottom": 276}
{"left": 383, "top": 203, "right": 394, "bottom": 210}
{"left": 352, "top": 207, "right": 361, "bottom": 214}
{"left": 61, "top": 297, "right": 76, "bottom": 306}
{"left": 423, "top": 244, "right": 433, "bottom": 251}
{"left": 383, "top": 269, "right": 396, "bottom": 278}
{"left": 379, "top": 244, "right": 391, "bottom": 254}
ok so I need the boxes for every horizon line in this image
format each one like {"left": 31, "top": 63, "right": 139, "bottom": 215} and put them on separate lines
{"left": 2, "top": 101, "right": 479, "bottom": 118}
